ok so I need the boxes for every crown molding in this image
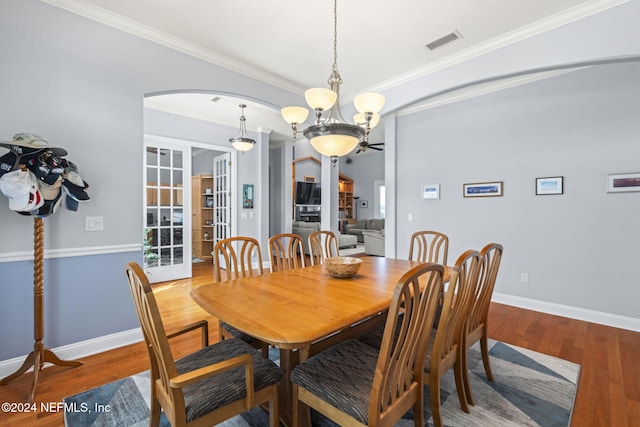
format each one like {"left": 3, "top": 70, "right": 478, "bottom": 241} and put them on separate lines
{"left": 41, "top": 0, "right": 628, "bottom": 99}
{"left": 364, "top": 0, "right": 630, "bottom": 95}
{"left": 39, "top": 0, "right": 306, "bottom": 95}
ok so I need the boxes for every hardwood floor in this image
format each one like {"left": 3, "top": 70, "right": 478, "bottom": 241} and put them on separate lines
{"left": 1, "top": 261, "right": 639, "bottom": 426}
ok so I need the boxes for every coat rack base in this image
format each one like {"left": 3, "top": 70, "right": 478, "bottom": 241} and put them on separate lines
{"left": 0, "top": 341, "right": 82, "bottom": 402}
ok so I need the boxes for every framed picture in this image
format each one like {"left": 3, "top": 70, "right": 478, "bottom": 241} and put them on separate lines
{"left": 463, "top": 181, "right": 503, "bottom": 198}
{"left": 422, "top": 184, "right": 440, "bottom": 199}
{"left": 536, "top": 176, "right": 564, "bottom": 195}
{"left": 242, "top": 184, "right": 254, "bottom": 208}
{"left": 303, "top": 175, "right": 315, "bottom": 183}
{"left": 607, "top": 172, "right": 640, "bottom": 193}
{"left": 359, "top": 200, "right": 368, "bottom": 208}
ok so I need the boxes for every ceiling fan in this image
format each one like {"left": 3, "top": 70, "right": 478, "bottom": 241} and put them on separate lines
{"left": 355, "top": 140, "right": 385, "bottom": 154}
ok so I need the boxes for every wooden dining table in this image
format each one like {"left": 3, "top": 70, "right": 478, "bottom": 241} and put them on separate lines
{"left": 191, "top": 256, "right": 452, "bottom": 426}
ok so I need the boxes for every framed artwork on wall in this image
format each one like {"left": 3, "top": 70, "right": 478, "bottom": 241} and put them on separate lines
{"left": 536, "top": 176, "right": 564, "bottom": 195}
{"left": 422, "top": 184, "right": 440, "bottom": 199}
{"left": 463, "top": 181, "right": 503, "bottom": 197}
{"left": 607, "top": 172, "right": 640, "bottom": 193}
{"left": 242, "top": 184, "right": 254, "bottom": 208}
{"left": 303, "top": 175, "right": 315, "bottom": 183}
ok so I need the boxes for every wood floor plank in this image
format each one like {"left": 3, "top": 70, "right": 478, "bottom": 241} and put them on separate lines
{"left": 1, "top": 263, "right": 639, "bottom": 426}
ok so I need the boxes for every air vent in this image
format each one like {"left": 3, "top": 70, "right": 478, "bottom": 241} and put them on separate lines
{"left": 424, "top": 31, "right": 461, "bottom": 51}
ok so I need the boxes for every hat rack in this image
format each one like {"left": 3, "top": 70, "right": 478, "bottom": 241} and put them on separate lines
{"left": 0, "top": 134, "right": 88, "bottom": 402}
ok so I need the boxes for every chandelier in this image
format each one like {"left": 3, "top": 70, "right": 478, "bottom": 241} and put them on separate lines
{"left": 229, "top": 104, "right": 256, "bottom": 153}
{"left": 281, "top": 0, "right": 385, "bottom": 166}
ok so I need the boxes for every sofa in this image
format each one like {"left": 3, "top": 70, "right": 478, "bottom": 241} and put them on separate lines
{"left": 362, "top": 230, "right": 385, "bottom": 256}
{"left": 291, "top": 221, "right": 358, "bottom": 255}
{"left": 345, "top": 219, "right": 385, "bottom": 243}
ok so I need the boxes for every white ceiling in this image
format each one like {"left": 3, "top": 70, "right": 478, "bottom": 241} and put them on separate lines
{"left": 43, "top": 0, "right": 625, "bottom": 143}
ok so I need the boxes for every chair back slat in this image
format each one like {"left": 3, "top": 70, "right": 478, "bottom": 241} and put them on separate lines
{"left": 124, "top": 262, "right": 184, "bottom": 418}
{"left": 433, "top": 249, "right": 481, "bottom": 364}
{"left": 213, "top": 236, "right": 264, "bottom": 282}
{"left": 466, "top": 243, "right": 503, "bottom": 336}
{"left": 308, "top": 230, "right": 339, "bottom": 266}
{"left": 408, "top": 230, "right": 449, "bottom": 265}
{"left": 268, "top": 233, "right": 305, "bottom": 272}
{"left": 370, "top": 263, "right": 444, "bottom": 422}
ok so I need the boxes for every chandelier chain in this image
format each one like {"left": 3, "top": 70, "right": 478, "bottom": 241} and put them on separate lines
{"left": 333, "top": 0, "right": 338, "bottom": 73}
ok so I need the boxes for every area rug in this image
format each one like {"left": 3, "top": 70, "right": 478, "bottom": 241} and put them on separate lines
{"left": 339, "top": 243, "right": 365, "bottom": 257}
{"left": 64, "top": 340, "right": 580, "bottom": 426}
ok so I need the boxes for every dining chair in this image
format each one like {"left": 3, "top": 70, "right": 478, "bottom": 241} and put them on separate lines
{"left": 308, "top": 230, "right": 339, "bottom": 266}
{"left": 424, "top": 249, "right": 481, "bottom": 427}
{"left": 124, "top": 262, "right": 281, "bottom": 427}
{"left": 290, "top": 262, "right": 445, "bottom": 427}
{"left": 460, "top": 243, "right": 503, "bottom": 405}
{"left": 408, "top": 230, "right": 449, "bottom": 265}
{"left": 268, "top": 233, "right": 305, "bottom": 272}
{"left": 212, "top": 236, "right": 269, "bottom": 356}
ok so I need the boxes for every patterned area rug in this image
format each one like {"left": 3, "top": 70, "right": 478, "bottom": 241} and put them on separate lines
{"left": 64, "top": 340, "right": 580, "bottom": 426}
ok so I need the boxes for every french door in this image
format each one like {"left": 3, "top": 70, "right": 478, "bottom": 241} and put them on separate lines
{"left": 143, "top": 137, "right": 192, "bottom": 283}
{"left": 213, "top": 152, "right": 232, "bottom": 243}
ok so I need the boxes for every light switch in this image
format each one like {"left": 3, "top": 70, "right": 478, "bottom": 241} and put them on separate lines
{"left": 408, "top": 213, "right": 414, "bottom": 221}
{"left": 85, "top": 216, "right": 104, "bottom": 231}
{"left": 241, "top": 212, "right": 248, "bottom": 219}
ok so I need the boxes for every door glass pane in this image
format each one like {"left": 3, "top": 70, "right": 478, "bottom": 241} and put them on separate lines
{"left": 173, "top": 151, "right": 183, "bottom": 169}
{"left": 146, "top": 148, "right": 158, "bottom": 166}
{"left": 159, "top": 149, "right": 170, "bottom": 167}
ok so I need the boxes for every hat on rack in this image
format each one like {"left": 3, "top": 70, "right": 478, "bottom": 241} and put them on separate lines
{"left": 0, "top": 133, "right": 67, "bottom": 157}
{"left": 62, "top": 174, "right": 90, "bottom": 202}
{"left": 0, "top": 169, "right": 44, "bottom": 212}
{"left": 39, "top": 175, "right": 62, "bottom": 200}
{"left": 32, "top": 187, "right": 64, "bottom": 218}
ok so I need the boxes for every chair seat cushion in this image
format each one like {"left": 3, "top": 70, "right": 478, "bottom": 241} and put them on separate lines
{"left": 221, "top": 321, "right": 263, "bottom": 345}
{"left": 176, "top": 338, "right": 282, "bottom": 422}
{"left": 291, "top": 339, "right": 379, "bottom": 425}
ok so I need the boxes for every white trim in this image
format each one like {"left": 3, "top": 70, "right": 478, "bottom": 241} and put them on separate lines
{"left": 493, "top": 292, "right": 640, "bottom": 332}
{"left": 0, "top": 328, "right": 143, "bottom": 378}
{"left": 39, "top": 0, "right": 304, "bottom": 95}
{"left": 40, "top": 0, "right": 627, "bottom": 99}
{"left": 0, "top": 244, "right": 141, "bottom": 263}
{"left": 362, "top": 0, "right": 630, "bottom": 95}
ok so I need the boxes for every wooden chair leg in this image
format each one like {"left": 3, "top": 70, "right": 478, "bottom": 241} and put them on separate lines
{"left": 461, "top": 345, "right": 475, "bottom": 406}
{"left": 292, "top": 384, "right": 300, "bottom": 427}
{"left": 149, "top": 388, "right": 161, "bottom": 427}
{"left": 268, "top": 385, "right": 279, "bottom": 427}
{"left": 413, "top": 388, "right": 424, "bottom": 427}
{"left": 480, "top": 333, "right": 494, "bottom": 382}
{"left": 261, "top": 343, "right": 269, "bottom": 358}
{"left": 453, "top": 360, "right": 469, "bottom": 413}
{"left": 430, "top": 382, "right": 443, "bottom": 427}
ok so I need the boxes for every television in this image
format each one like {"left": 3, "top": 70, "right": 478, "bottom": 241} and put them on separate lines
{"left": 295, "top": 182, "right": 321, "bottom": 205}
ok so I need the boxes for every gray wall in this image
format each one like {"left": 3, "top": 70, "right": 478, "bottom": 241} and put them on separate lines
{"left": 0, "top": 0, "right": 298, "bottom": 360}
{"left": 339, "top": 151, "right": 385, "bottom": 220}
{"left": 395, "top": 61, "right": 640, "bottom": 319}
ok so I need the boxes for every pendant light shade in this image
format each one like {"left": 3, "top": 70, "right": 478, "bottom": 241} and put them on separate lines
{"left": 281, "top": 0, "right": 385, "bottom": 165}
{"left": 229, "top": 104, "right": 256, "bottom": 153}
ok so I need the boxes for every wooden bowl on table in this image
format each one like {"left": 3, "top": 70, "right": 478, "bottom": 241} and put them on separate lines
{"left": 324, "top": 256, "right": 363, "bottom": 279}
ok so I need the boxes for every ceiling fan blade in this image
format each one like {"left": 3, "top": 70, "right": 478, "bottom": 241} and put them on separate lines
{"left": 370, "top": 146, "right": 384, "bottom": 151}
{"left": 369, "top": 142, "right": 385, "bottom": 146}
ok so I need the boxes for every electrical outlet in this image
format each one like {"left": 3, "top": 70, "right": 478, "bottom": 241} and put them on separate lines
{"left": 520, "top": 273, "right": 529, "bottom": 284}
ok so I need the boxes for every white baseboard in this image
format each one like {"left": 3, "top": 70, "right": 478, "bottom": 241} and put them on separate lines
{"left": 493, "top": 292, "right": 640, "bottom": 332}
{"left": 0, "top": 328, "right": 143, "bottom": 379}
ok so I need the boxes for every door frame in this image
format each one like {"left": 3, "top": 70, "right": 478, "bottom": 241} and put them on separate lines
{"left": 143, "top": 134, "right": 237, "bottom": 280}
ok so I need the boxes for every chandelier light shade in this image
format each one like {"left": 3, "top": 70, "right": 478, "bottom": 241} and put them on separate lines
{"left": 229, "top": 104, "right": 256, "bottom": 153}
{"left": 281, "top": 0, "right": 385, "bottom": 165}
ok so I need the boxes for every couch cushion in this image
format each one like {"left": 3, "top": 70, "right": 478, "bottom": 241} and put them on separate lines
{"left": 368, "top": 219, "right": 385, "bottom": 230}
{"left": 293, "top": 221, "right": 320, "bottom": 229}
{"left": 354, "top": 219, "right": 367, "bottom": 229}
